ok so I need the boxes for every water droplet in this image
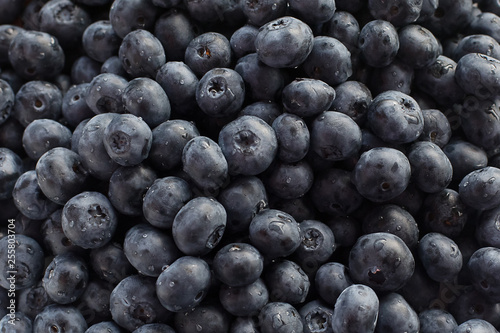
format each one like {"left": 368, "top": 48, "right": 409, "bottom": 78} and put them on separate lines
{"left": 142, "top": 233, "right": 148, "bottom": 238}
{"left": 272, "top": 3, "right": 277, "bottom": 10}
{"left": 96, "top": 85, "right": 102, "bottom": 92}
{"left": 148, "top": 265, "right": 155, "bottom": 271}
{"left": 137, "top": 97, "right": 143, "bottom": 104}
{"left": 196, "top": 324, "right": 202, "bottom": 331}
{"left": 169, "top": 281, "right": 175, "bottom": 287}
{"left": 374, "top": 238, "right": 386, "bottom": 251}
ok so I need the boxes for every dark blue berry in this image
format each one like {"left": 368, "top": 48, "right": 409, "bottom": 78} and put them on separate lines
{"left": 241, "top": 101, "right": 282, "bottom": 125}
{"left": 0, "top": 311, "right": 32, "bottom": 332}
{"left": 453, "top": 34, "right": 500, "bottom": 61}
{"left": 329, "top": 80, "right": 372, "bottom": 126}
{"left": 397, "top": 23, "right": 440, "bottom": 68}
{"left": 89, "top": 242, "right": 135, "bottom": 285}
{"left": 0, "top": 148, "right": 23, "bottom": 200}
{"left": 184, "top": 32, "right": 232, "bottom": 78}
{"left": 109, "top": 0, "right": 158, "bottom": 39}
{"left": 241, "top": 0, "right": 287, "bottom": 27}
{"left": 272, "top": 113, "right": 310, "bottom": 163}
{"left": 418, "top": 108, "right": 452, "bottom": 147}
{"left": 219, "top": 278, "right": 269, "bottom": 316}
{"left": 33, "top": 304, "right": 88, "bottom": 333}
{"left": 230, "top": 24, "right": 259, "bottom": 59}
{"left": 358, "top": 20, "right": 399, "bottom": 68}
{"left": 0, "top": 79, "right": 14, "bottom": 126}
{"left": 71, "top": 56, "right": 102, "bottom": 84}
{"left": 418, "top": 308, "right": 458, "bottom": 333}
{"left": 258, "top": 302, "right": 304, "bottom": 333}
{"left": 459, "top": 167, "right": 500, "bottom": 211}
{"left": 375, "top": 292, "right": 420, "bottom": 333}
{"left": 173, "top": 302, "right": 231, "bottom": 333}
{"left": 315, "top": 262, "right": 353, "bottom": 306}
{"left": 418, "top": 232, "right": 463, "bottom": 283}
{"left": 22, "top": 119, "right": 72, "bottom": 161}
{"left": 61, "top": 83, "right": 95, "bottom": 129}
{"left": 468, "top": 247, "right": 500, "bottom": 303}
{"left": 82, "top": 20, "right": 121, "bottom": 63}
{"left": 85, "top": 73, "right": 128, "bottom": 114}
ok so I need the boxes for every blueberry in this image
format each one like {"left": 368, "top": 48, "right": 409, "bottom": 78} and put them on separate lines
{"left": 468, "top": 247, "right": 500, "bottom": 303}
{"left": 418, "top": 232, "right": 463, "bottom": 283}
{"left": 255, "top": 16, "right": 314, "bottom": 69}
{"left": 154, "top": 9, "right": 198, "bottom": 62}
{"left": 443, "top": 139, "right": 488, "bottom": 187}
{"left": 349, "top": 232, "right": 415, "bottom": 292}
{"left": 302, "top": 36, "right": 353, "bottom": 86}
{"left": 298, "top": 300, "right": 334, "bottom": 333}
{"left": 0, "top": 25, "right": 24, "bottom": 67}
{"left": 325, "top": 216, "right": 361, "bottom": 248}
{"left": 89, "top": 242, "right": 135, "bottom": 285}
{"left": 234, "top": 53, "right": 285, "bottom": 102}
{"left": 78, "top": 113, "right": 120, "bottom": 180}
{"left": 123, "top": 223, "right": 180, "bottom": 277}
{"left": 288, "top": 0, "right": 335, "bottom": 25}
{"left": 173, "top": 302, "right": 231, "bottom": 333}
{"left": 155, "top": 256, "right": 211, "bottom": 312}
{"left": 418, "top": 308, "right": 458, "bottom": 333}
{"left": 230, "top": 316, "right": 259, "bottom": 333}
{"left": 109, "top": 0, "right": 158, "bottom": 39}
{"left": 272, "top": 113, "right": 310, "bottom": 163}
{"left": 12, "top": 80, "right": 63, "bottom": 127}
{"left": 230, "top": 24, "right": 259, "bottom": 59}
{"left": 369, "top": 59, "right": 414, "bottom": 96}
{"left": 329, "top": 80, "right": 372, "bottom": 126}
{"left": 449, "top": 287, "right": 500, "bottom": 328}
{"left": 476, "top": 205, "right": 500, "bottom": 248}
{"left": 249, "top": 208, "right": 301, "bottom": 259}
{"left": 0, "top": 148, "right": 23, "bottom": 200}
{"left": 172, "top": 197, "right": 226, "bottom": 256}
{"left": 33, "top": 304, "right": 88, "bottom": 333}
{"left": 36, "top": 147, "right": 89, "bottom": 205}
{"left": 101, "top": 56, "right": 130, "bottom": 77}
{"left": 8, "top": 30, "right": 65, "bottom": 81}
{"left": 358, "top": 20, "right": 399, "bottom": 68}
{"left": 269, "top": 196, "right": 317, "bottom": 223}
{"left": 417, "top": 0, "right": 439, "bottom": 22}
{"left": 368, "top": 0, "right": 423, "bottom": 27}
{"left": 61, "top": 191, "right": 117, "bottom": 249}
{"left": 241, "top": 101, "right": 282, "bottom": 125}
{"left": 258, "top": 302, "right": 304, "bottom": 333}
{"left": 148, "top": 119, "right": 200, "bottom": 172}
{"left": 0, "top": 234, "right": 44, "bottom": 290}
{"left": 86, "top": 321, "right": 124, "bottom": 333}
{"left": 42, "top": 252, "right": 89, "bottom": 304}
{"left": 456, "top": 53, "right": 500, "bottom": 100}
{"left": 418, "top": 108, "right": 452, "bottom": 147}
{"left": 212, "top": 242, "right": 264, "bottom": 287}
{"left": 331, "top": 284, "right": 379, "bottom": 333}
{"left": 219, "top": 278, "right": 269, "bottom": 316}
{"left": 265, "top": 160, "right": 313, "bottom": 200}
{"left": 0, "top": 79, "right": 14, "bottom": 126}
{"left": 77, "top": 279, "right": 113, "bottom": 324}
{"left": 22, "top": 119, "right": 72, "bottom": 161}
{"left": 376, "top": 292, "right": 419, "bottom": 333}
{"left": 103, "top": 113, "right": 153, "bottom": 167}
{"left": 61, "top": 83, "right": 95, "bottom": 129}
{"left": 184, "top": 32, "right": 232, "bottom": 78}
{"left": 453, "top": 34, "right": 500, "bottom": 61}
{"left": 85, "top": 73, "right": 128, "bottom": 114}
{"left": 107, "top": 164, "right": 157, "bottom": 216}
{"left": 133, "top": 323, "right": 176, "bottom": 333}
{"left": 218, "top": 115, "right": 278, "bottom": 176}
{"left": 0, "top": 311, "right": 32, "bottom": 332}
{"left": 241, "top": 0, "right": 287, "bottom": 27}
{"left": 281, "top": 78, "right": 335, "bottom": 118}
{"left": 196, "top": 67, "right": 245, "bottom": 118}
{"left": 71, "top": 56, "right": 103, "bottom": 84}
{"left": 459, "top": 167, "right": 500, "bottom": 211}
{"left": 452, "top": 319, "right": 498, "bottom": 333}
{"left": 468, "top": 12, "right": 500, "bottom": 43}
{"left": 322, "top": 11, "right": 360, "bottom": 53}
{"left": 82, "top": 20, "right": 121, "bottom": 63}
{"left": 12, "top": 170, "right": 60, "bottom": 220}
{"left": 110, "top": 275, "right": 172, "bottom": 331}
{"left": 315, "top": 262, "right": 353, "bottom": 306}
{"left": 264, "top": 259, "right": 310, "bottom": 304}
{"left": 17, "top": 281, "right": 54, "bottom": 320}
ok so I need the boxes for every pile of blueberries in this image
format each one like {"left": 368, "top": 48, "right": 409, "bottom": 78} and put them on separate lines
{"left": 3, "top": 0, "right": 500, "bottom": 332}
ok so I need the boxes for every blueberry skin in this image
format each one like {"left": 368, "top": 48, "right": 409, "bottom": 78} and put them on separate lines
{"left": 155, "top": 256, "right": 211, "bottom": 312}
{"left": 310, "top": 168, "right": 365, "bottom": 216}
{"left": 101, "top": 56, "right": 130, "bottom": 77}
{"left": 12, "top": 80, "right": 62, "bottom": 127}
{"left": 241, "top": 101, "right": 282, "bottom": 125}
{"left": 17, "top": 281, "right": 54, "bottom": 320}
{"left": 143, "top": 176, "right": 193, "bottom": 230}
{"left": 0, "top": 25, "right": 24, "bottom": 67}
{"left": 234, "top": 53, "right": 285, "bottom": 102}
{"left": 352, "top": 147, "right": 412, "bottom": 202}
{"left": 78, "top": 113, "right": 121, "bottom": 181}
{"left": 107, "top": 164, "right": 157, "bottom": 216}
{"left": 172, "top": 197, "right": 226, "bottom": 256}
{"left": 329, "top": 80, "right": 372, "bottom": 126}
{"left": 358, "top": 20, "right": 399, "bottom": 68}
{"left": 255, "top": 16, "right": 314, "bottom": 69}
{"left": 326, "top": 216, "right": 361, "bottom": 248}
{"left": 0, "top": 79, "right": 14, "bottom": 126}
{"left": 230, "top": 24, "right": 259, "bottom": 59}
{"left": 468, "top": 247, "right": 500, "bottom": 303}
{"left": 154, "top": 9, "right": 198, "bottom": 62}
{"left": 86, "top": 321, "right": 124, "bottom": 333}
{"left": 322, "top": 11, "right": 360, "bottom": 53}
{"left": 258, "top": 302, "right": 304, "bottom": 333}
{"left": 124, "top": 223, "right": 180, "bottom": 277}
{"left": 349, "top": 232, "right": 415, "bottom": 292}
{"left": 315, "top": 262, "right": 353, "bottom": 306}
{"left": 418, "top": 308, "right": 458, "bottom": 333}
{"left": 36, "top": 147, "right": 89, "bottom": 205}
{"left": 212, "top": 242, "right": 264, "bottom": 287}
{"left": 42, "top": 209, "right": 86, "bottom": 256}
{"left": 12, "top": 170, "right": 59, "bottom": 220}
{"left": 0, "top": 234, "right": 44, "bottom": 290}
{"left": 449, "top": 287, "right": 500, "bottom": 328}
{"left": 110, "top": 275, "right": 172, "bottom": 331}
{"left": 82, "top": 20, "right": 121, "bottom": 63}
{"left": 249, "top": 209, "right": 301, "bottom": 259}
{"left": 119, "top": 29, "right": 166, "bottom": 79}
{"left": 33, "top": 304, "right": 88, "bottom": 333}
{"left": 109, "top": 0, "right": 158, "bottom": 39}
{"left": 22, "top": 119, "right": 72, "bottom": 161}
{"left": 310, "top": 111, "right": 362, "bottom": 162}
{"left": 282, "top": 78, "right": 335, "bottom": 118}
{"left": 42, "top": 252, "right": 88, "bottom": 304}
{"left": 367, "top": 90, "right": 424, "bottom": 144}
{"left": 456, "top": 53, "right": 500, "bottom": 100}
{"left": 173, "top": 302, "right": 231, "bottom": 333}
{"left": 61, "top": 83, "right": 95, "bottom": 129}
{"left": 288, "top": 0, "right": 335, "bottom": 24}
{"left": 89, "top": 242, "right": 135, "bottom": 285}
{"left": 408, "top": 141, "right": 453, "bottom": 193}
{"left": 459, "top": 167, "right": 500, "bottom": 211}
{"left": 420, "top": 0, "right": 474, "bottom": 39}
{"left": 265, "top": 160, "right": 313, "bottom": 200}
{"left": 418, "top": 232, "right": 463, "bottom": 283}
{"left": 376, "top": 292, "right": 419, "bottom": 333}
{"left": 303, "top": 36, "right": 353, "bottom": 86}
{"left": 8, "top": 30, "right": 65, "bottom": 81}
{"left": 241, "top": 0, "right": 288, "bottom": 27}
{"left": 272, "top": 113, "right": 310, "bottom": 163}
{"left": 453, "top": 34, "right": 500, "bottom": 61}
{"left": 417, "top": 0, "right": 439, "bottom": 22}
{"left": 468, "top": 12, "right": 500, "bottom": 44}
{"left": 0, "top": 148, "right": 23, "bottom": 200}
{"left": 77, "top": 278, "right": 113, "bottom": 325}
{"left": 369, "top": 59, "right": 414, "bottom": 96}
{"left": 38, "top": 0, "right": 91, "bottom": 49}
{"left": 331, "top": 284, "right": 379, "bottom": 333}
{"left": 477, "top": 206, "right": 500, "bottom": 248}
{"left": 85, "top": 73, "right": 128, "bottom": 114}
{"left": 418, "top": 109, "right": 452, "bottom": 148}
{"left": 61, "top": 191, "right": 118, "bottom": 249}
{"left": 299, "top": 300, "right": 334, "bottom": 333}
{"left": 452, "top": 319, "right": 498, "bottom": 333}
{"left": 230, "top": 316, "right": 260, "bottom": 333}
{"left": 443, "top": 139, "right": 488, "bottom": 186}
{"left": 103, "top": 113, "right": 153, "bottom": 167}
{"left": 0, "top": 311, "right": 32, "bottom": 332}
{"left": 219, "top": 278, "right": 269, "bottom": 316}
{"left": 149, "top": 119, "right": 200, "bottom": 172}
{"left": 421, "top": 189, "right": 468, "bottom": 239}
{"left": 133, "top": 323, "right": 176, "bottom": 333}
{"left": 414, "top": 55, "right": 465, "bottom": 106}
{"left": 369, "top": 0, "right": 422, "bottom": 27}
{"left": 218, "top": 115, "right": 278, "bottom": 176}
{"left": 217, "top": 176, "right": 268, "bottom": 233}
{"left": 155, "top": 61, "right": 199, "bottom": 117}
{"left": 184, "top": 32, "right": 232, "bottom": 78}
{"left": 196, "top": 68, "right": 245, "bottom": 118}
